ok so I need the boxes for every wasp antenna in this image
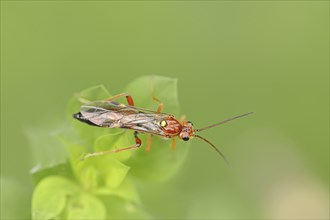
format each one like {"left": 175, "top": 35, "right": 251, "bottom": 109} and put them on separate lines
{"left": 194, "top": 134, "right": 229, "bottom": 165}
{"left": 196, "top": 112, "right": 254, "bottom": 132}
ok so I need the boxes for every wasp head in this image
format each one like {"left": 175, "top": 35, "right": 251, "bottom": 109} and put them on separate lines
{"left": 179, "top": 121, "right": 195, "bottom": 141}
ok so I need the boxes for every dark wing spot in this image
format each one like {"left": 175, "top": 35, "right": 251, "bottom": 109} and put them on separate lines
{"left": 73, "top": 112, "right": 100, "bottom": 127}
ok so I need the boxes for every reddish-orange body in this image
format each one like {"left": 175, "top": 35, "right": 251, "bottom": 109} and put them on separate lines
{"left": 162, "top": 117, "right": 182, "bottom": 136}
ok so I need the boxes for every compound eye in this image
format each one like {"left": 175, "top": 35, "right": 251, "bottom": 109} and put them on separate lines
{"left": 182, "top": 136, "right": 189, "bottom": 141}
{"left": 187, "top": 121, "right": 194, "bottom": 126}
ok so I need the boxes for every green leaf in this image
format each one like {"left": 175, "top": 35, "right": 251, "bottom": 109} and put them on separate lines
{"left": 31, "top": 162, "right": 74, "bottom": 185}
{"left": 94, "top": 178, "right": 140, "bottom": 204}
{"left": 125, "top": 75, "right": 189, "bottom": 181}
{"left": 125, "top": 75, "right": 180, "bottom": 115}
{"left": 32, "top": 176, "right": 79, "bottom": 220}
{"left": 100, "top": 196, "right": 151, "bottom": 219}
{"left": 94, "top": 131, "right": 134, "bottom": 162}
{"left": 29, "top": 77, "right": 189, "bottom": 219}
{"left": 66, "top": 143, "right": 130, "bottom": 190}
{"left": 25, "top": 122, "right": 69, "bottom": 171}
{"left": 66, "top": 193, "right": 106, "bottom": 220}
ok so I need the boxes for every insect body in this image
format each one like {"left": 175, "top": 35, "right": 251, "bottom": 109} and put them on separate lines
{"left": 74, "top": 101, "right": 182, "bottom": 137}
{"left": 73, "top": 93, "right": 253, "bottom": 162}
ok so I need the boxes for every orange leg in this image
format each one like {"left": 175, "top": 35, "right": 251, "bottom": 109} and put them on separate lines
{"left": 152, "top": 96, "right": 163, "bottom": 113}
{"left": 180, "top": 115, "right": 186, "bottom": 124}
{"left": 150, "top": 77, "right": 164, "bottom": 113}
{"left": 105, "top": 93, "right": 134, "bottom": 106}
{"left": 171, "top": 138, "right": 176, "bottom": 151}
{"left": 76, "top": 93, "right": 134, "bottom": 106}
{"left": 146, "top": 134, "right": 153, "bottom": 152}
{"left": 81, "top": 131, "right": 141, "bottom": 160}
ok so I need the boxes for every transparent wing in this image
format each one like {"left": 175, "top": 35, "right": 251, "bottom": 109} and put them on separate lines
{"left": 80, "top": 105, "right": 125, "bottom": 128}
{"left": 119, "top": 112, "right": 167, "bottom": 135}
{"left": 80, "top": 101, "right": 170, "bottom": 136}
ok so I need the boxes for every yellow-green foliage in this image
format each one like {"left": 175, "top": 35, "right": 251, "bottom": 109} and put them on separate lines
{"left": 31, "top": 76, "right": 189, "bottom": 219}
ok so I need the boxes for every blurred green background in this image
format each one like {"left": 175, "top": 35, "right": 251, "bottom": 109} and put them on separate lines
{"left": 1, "top": 1, "right": 329, "bottom": 219}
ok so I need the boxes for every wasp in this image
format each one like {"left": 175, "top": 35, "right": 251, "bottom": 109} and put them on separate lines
{"left": 73, "top": 93, "right": 253, "bottom": 163}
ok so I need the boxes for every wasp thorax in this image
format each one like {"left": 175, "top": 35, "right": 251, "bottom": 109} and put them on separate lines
{"left": 159, "top": 117, "right": 182, "bottom": 136}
